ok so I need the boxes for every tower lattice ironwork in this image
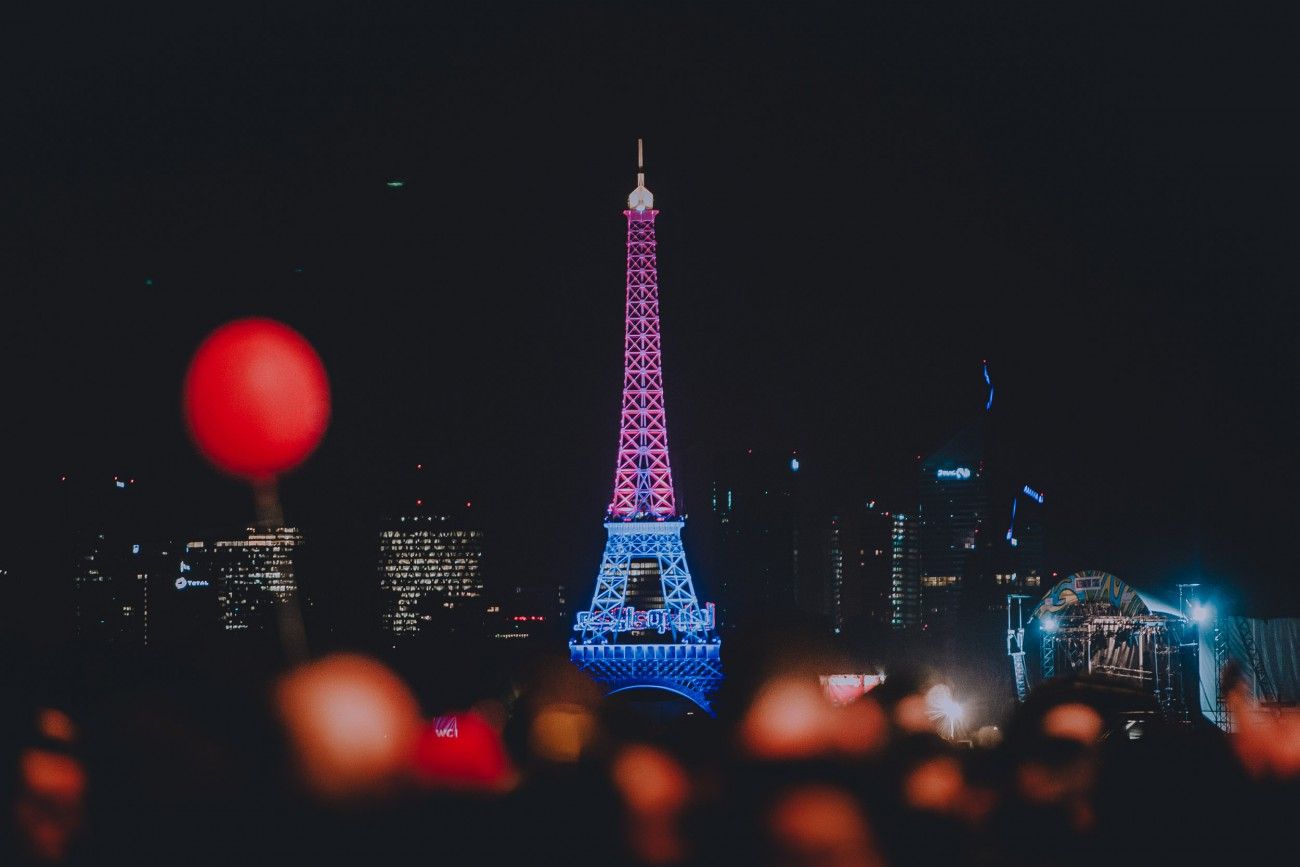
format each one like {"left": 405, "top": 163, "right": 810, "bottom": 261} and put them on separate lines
{"left": 570, "top": 141, "right": 722, "bottom": 713}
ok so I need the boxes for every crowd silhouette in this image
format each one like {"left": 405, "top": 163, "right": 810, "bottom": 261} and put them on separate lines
{"left": 3, "top": 626, "right": 1296, "bottom": 867}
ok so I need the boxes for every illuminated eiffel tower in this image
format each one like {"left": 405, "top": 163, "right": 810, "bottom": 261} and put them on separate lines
{"left": 569, "top": 141, "right": 722, "bottom": 713}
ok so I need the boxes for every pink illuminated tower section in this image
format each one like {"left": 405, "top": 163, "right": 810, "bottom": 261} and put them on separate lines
{"left": 609, "top": 139, "right": 675, "bottom": 519}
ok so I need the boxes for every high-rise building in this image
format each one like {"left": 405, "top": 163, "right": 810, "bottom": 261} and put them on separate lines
{"left": 377, "top": 514, "right": 485, "bottom": 635}
{"left": 818, "top": 503, "right": 893, "bottom": 633}
{"left": 823, "top": 515, "right": 847, "bottom": 631}
{"left": 64, "top": 476, "right": 177, "bottom": 645}
{"left": 708, "top": 448, "right": 802, "bottom": 630}
{"left": 889, "top": 512, "right": 921, "bottom": 629}
{"left": 183, "top": 527, "right": 303, "bottom": 631}
{"left": 72, "top": 535, "right": 175, "bottom": 644}
{"left": 918, "top": 423, "right": 987, "bottom": 632}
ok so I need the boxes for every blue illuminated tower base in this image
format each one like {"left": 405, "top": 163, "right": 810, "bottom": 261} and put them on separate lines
{"left": 570, "top": 521, "right": 722, "bottom": 713}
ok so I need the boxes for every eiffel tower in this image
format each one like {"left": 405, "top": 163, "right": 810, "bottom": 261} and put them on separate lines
{"left": 569, "top": 140, "right": 722, "bottom": 713}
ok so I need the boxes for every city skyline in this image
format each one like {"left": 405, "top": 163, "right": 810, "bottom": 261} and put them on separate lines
{"left": 2, "top": 6, "right": 1295, "bottom": 638}
{"left": 1, "top": 10, "right": 1296, "bottom": 865}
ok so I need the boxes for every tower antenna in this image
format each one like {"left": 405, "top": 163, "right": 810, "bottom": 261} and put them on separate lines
{"left": 628, "top": 138, "right": 654, "bottom": 211}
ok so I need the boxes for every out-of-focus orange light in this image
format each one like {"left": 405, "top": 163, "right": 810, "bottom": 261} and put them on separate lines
{"left": 1042, "top": 703, "right": 1103, "bottom": 744}
{"left": 36, "top": 708, "right": 77, "bottom": 744}
{"left": 530, "top": 703, "right": 596, "bottom": 763}
{"left": 740, "top": 677, "right": 832, "bottom": 760}
{"left": 274, "top": 654, "right": 422, "bottom": 801}
{"left": 612, "top": 744, "right": 689, "bottom": 817}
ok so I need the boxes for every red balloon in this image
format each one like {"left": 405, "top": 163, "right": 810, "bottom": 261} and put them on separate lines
{"left": 183, "top": 318, "right": 330, "bottom": 481}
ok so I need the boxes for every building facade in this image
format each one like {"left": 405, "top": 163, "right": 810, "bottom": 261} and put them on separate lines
{"left": 184, "top": 527, "right": 303, "bottom": 632}
{"left": 708, "top": 448, "right": 802, "bottom": 631}
{"left": 918, "top": 423, "right": 987, "bottom": 632}
{"left": 377, "top": 515, "right": 485, "bottom": 636}
{"left": 889, "top": 512, "right": 922, "bottom": 629}
{"left": 65, "top": 476, "right": 178, "bottom": 645}
{"left": 72, "top": 534, "right": 175, "bottom": 644}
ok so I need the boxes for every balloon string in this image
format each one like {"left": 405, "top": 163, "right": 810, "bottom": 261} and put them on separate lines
{"left": 277, "top": 598, "right": 310, "bottom": 665}
{"left": 252, "top": 479, "right": 308, "bottom": 663}
{"left": 253, "top": 480, "right": 284, "bottom": 529}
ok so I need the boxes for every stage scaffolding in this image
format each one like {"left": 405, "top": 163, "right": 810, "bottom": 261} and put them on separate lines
{"left": 1009, "top": 570, "right": 1203, "bottom": 723}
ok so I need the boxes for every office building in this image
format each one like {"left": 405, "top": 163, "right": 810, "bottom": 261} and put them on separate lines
{"left": 183, "top": 527, "right": 303, "bottom": 631}
{"left": 64, "top": 476, "right": 176, "bottom": 645}
{"left": 378, "top": 515, "right": 485, "bottom": 635}
{"left": 707, "top": 448, "right": 802, "bottom": 630}
{"left": 889, "top": 512, "right": 922, "bottom": 629}
{"left": 918, "top": 423, "right": 987, "bottom": 631}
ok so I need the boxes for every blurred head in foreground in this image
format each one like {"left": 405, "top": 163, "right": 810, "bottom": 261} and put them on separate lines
{"left": 274, "top": 654, "right": 422, "bottom": 802}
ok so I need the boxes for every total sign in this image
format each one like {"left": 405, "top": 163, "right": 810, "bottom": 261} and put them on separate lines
{"left": 936, "top": 467, "right": 971, "bottom": 480}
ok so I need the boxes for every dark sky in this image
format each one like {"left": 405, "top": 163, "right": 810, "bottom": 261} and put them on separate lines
{"left": 1, "top": 5, "right": 1295, "bottom": 623}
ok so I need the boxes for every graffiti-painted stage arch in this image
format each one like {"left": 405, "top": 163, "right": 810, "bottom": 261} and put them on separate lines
{"left": 1031, "top": 569, "right": 1150, "bottom": 620}
{"left": 1015, "top": 569, "right": 1200, "bottom": 720}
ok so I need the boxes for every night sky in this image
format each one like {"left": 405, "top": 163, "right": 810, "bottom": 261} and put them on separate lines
{"left": 2, "top": 5, "right": 1295, "bottom": 630}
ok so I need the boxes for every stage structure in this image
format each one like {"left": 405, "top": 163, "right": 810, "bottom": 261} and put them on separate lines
{"left": 1010, "top": 570, "right": 1201, "bottom": 721}
{"left": 570, "top": 141, "right": 722, "bottom": 713}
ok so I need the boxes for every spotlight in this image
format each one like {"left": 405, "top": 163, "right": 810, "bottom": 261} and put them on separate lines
{"left": 925, "top": 684, "right": 965, "bottom": 739}
{"left": 1041, "top": 616, "right": 1059, "bottom": 633}
{"left": 1189, "top": 602, "right": 1213, "bottom": 625}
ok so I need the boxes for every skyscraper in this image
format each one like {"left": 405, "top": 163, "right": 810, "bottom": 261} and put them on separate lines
{"left": 73, "top": 533, "right": 165, "bottom": 644}
{"left": 708, "top": 448, "right": 802, "bottom": 630}
{"left": 65, "top": 476, "right": 175, "bottom": 645}
{"left": 918, "top": 423, "right": 987, "bottom": 631}
{"left": 818, "top": 504, "right": 920, "bottom": 635}
{"left": 377, "top": 514, "right": 485, "bottom": 635}
{"left": 818, "top": 503, "right": 893, "bottom": 633}
{"left": 889, "top": 512, "right": 921, "bottom": 629}
{"left": 823, "top": 515, "right": 847, "bottom": 631}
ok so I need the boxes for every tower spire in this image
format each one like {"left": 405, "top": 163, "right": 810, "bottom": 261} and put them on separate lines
{"left": 628, "top": 137, "right": 654, "bottom": 212}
